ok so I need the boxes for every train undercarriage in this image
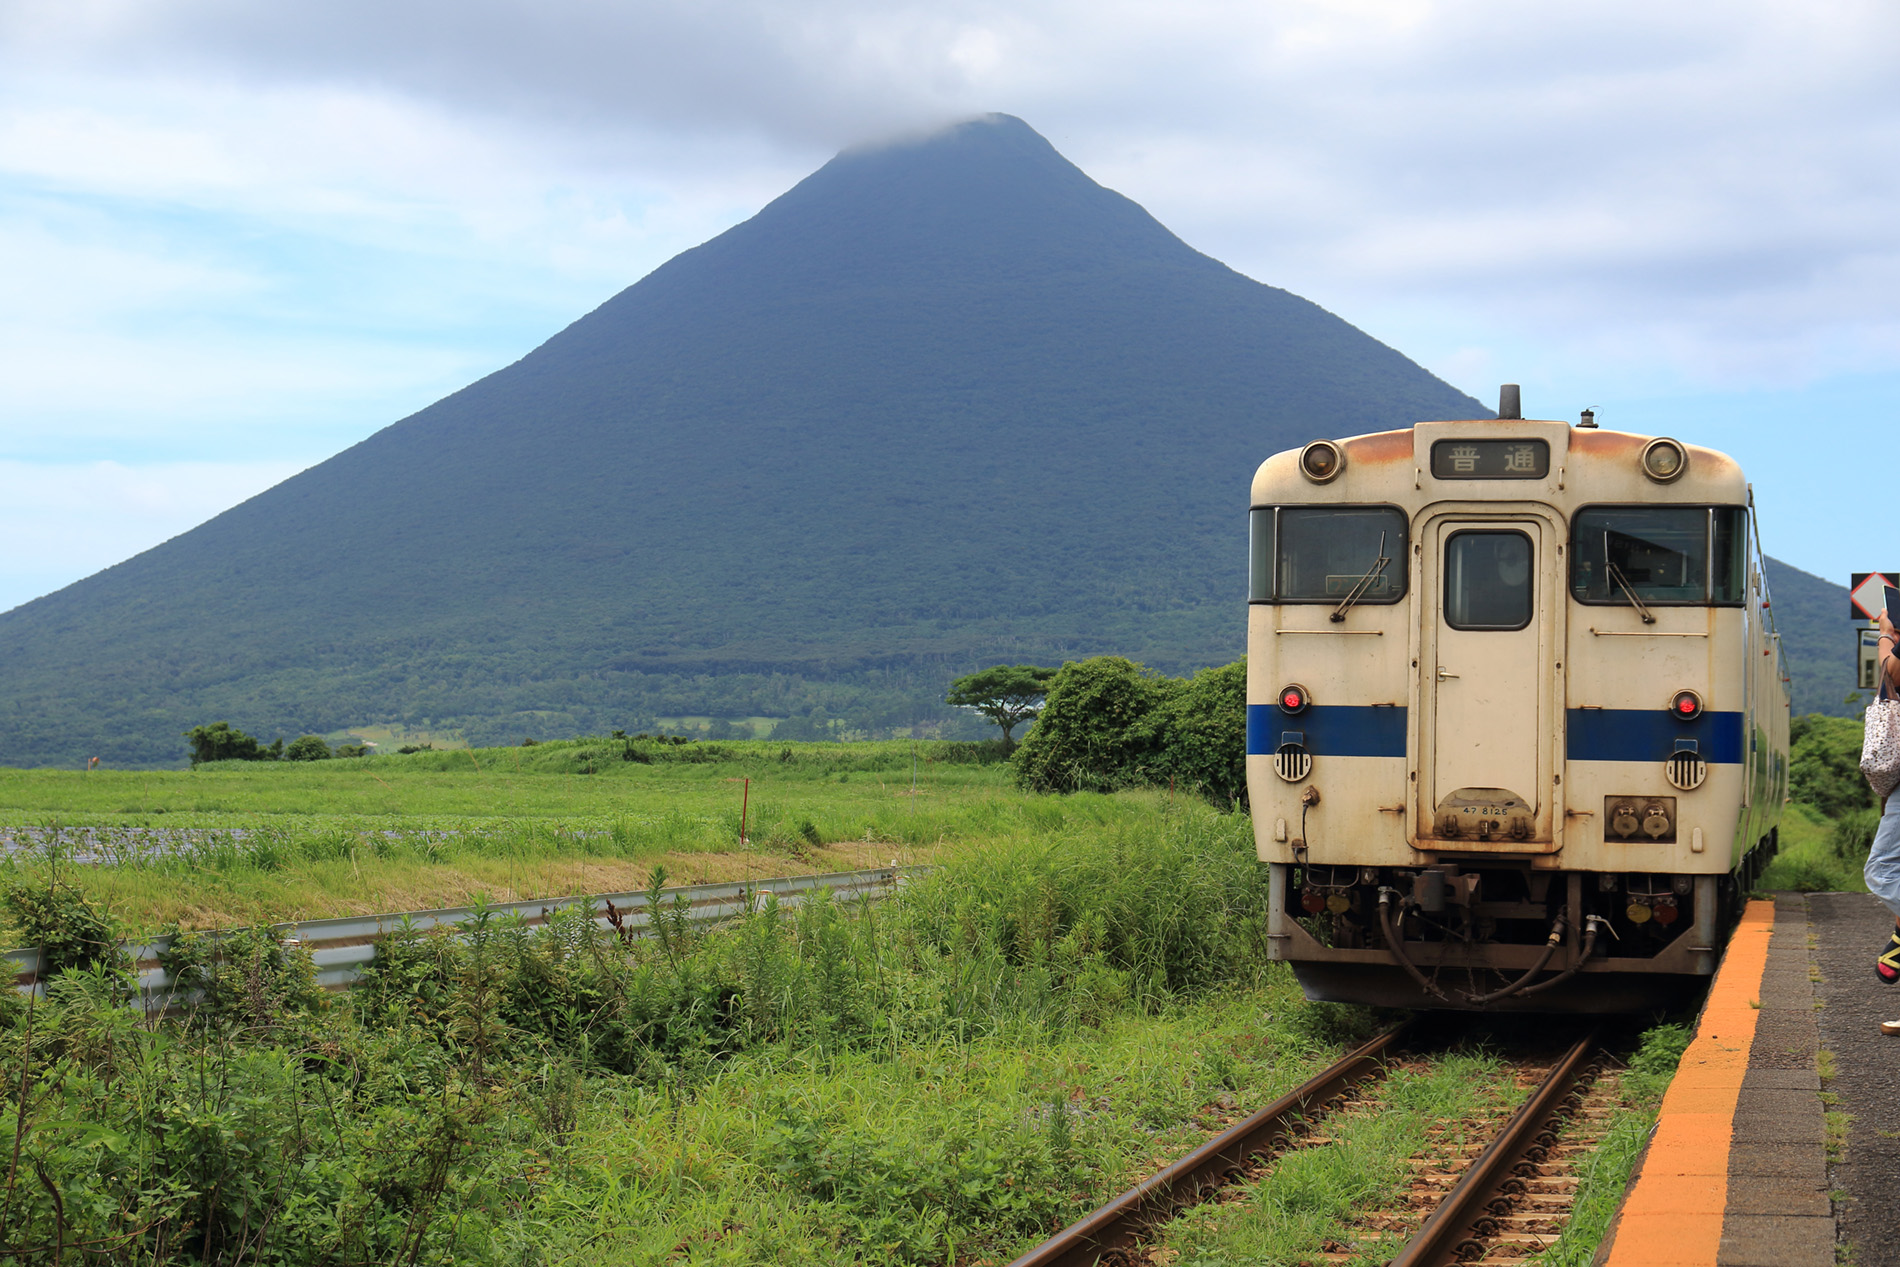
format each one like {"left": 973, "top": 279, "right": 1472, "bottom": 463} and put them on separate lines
{"left": 1267, "top": 832, "right": 1778, "bottom": 1012}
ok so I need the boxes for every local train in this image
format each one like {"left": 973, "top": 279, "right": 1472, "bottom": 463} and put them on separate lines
{"left": 1246, "top": 386, "right": 1790, "bottom": 1011}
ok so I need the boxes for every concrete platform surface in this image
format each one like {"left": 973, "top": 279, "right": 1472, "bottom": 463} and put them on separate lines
{"left": 1601, "top": 895, "right": 1835, "bottom": 1267}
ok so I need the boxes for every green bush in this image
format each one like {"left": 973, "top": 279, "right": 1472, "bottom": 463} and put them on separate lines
{"left": 1012, "top": 657, "right": 1181, "bottom": 794}
{"left": 158, "top": 924, "right": 327, "bottom": 1031}
{"left": 0, "top": 878, "right": 123, "bottom": 977}
{"left": 1832, "top": 807, "right": 1880, "bottom": 864}
{"left": 1011, "top": 656, "right": 1248, "bottom": 805}
{"left": 183, "top": 721, "right": 282, "bottom": 766}
{"left": 283, "top": 734, "right": 333, "bottom": 761}
{"left": 1159, "top": 658, "right": 1247, "bottom": 806}
{"left": 1789, "top": 713, "right": 1872, "bottom": 818}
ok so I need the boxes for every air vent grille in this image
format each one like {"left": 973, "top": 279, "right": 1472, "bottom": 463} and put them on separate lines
{"left": 1665, "top": 751, "right": 1707, "bottom": 791}
{"left": 1274, "top": 744, "right": 1312, "bottom": 783}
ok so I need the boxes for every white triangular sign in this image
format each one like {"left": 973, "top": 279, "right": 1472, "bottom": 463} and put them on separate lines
{"left": 1852, "top": 572, "right": 1895, "bottom": 620}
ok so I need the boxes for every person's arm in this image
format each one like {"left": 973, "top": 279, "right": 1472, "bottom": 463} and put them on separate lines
{"left": 1881, "top": 611, "right": 1900, "bottom": 691}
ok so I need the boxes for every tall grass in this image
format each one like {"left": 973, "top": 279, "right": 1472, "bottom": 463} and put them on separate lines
{"left": 1758, "top": 802, "right": 1875, "bottom": 895}
{"left": 0, "top": 800, "right": 1337, "bottom": 1266}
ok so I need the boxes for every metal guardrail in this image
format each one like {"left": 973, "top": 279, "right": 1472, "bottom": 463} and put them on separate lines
{"left": 3, "top": 866, "right": 911, "bottom": 1008}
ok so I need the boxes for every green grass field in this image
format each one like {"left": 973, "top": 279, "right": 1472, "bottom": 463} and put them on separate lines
{"left": 0, "top": 738, "right": 1178, "bottom": 935}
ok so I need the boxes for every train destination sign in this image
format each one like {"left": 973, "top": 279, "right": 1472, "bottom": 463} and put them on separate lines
{"left": 1429, "top": 438, "right": 1549, "bottom": 480}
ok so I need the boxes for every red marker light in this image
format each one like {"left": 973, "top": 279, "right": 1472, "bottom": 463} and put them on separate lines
{"left": 1671, "top": 690, "right": 1703, "bottom": 720}
{"left": 1278, "top": 684, "right": 1310, "bottom": 715}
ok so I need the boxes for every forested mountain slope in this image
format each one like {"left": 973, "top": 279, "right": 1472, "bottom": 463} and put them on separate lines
{"left": 2, "top": 114, "right": 1495, "bottom": 766}
{"left": 1765, "top": 558, "right": 1854, "bottom": 719}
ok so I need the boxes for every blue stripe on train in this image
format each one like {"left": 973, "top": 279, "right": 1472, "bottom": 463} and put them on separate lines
{"left": 1246, "top": 703, "right": 1407, "bottom": 758}
{"left": 1246, "top": 704, "right": 1746, "bottom": 764}
{"left": 1565, "top": 709, "right": 1744, "bottom": 764}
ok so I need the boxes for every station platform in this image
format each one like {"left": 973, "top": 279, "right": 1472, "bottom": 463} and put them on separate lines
{"left": 1599, "top": 891, "right": 1900, "bottom": 1267}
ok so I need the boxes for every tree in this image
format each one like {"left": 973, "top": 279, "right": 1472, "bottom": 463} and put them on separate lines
{"left": 1789, "top": 713, "right": 1872, "bottom": 818}
{"left": 946, "top": 664, "right": 1058, "bottom": 751}
{"left": 284, "top": 735, "right": 333, "bottom": 762}
{"left": 1159, "top": 658, "right": 1248, "bottom": 806}
{"left": 1011, "top": 658, "right": 1180, "bottom": 793}
{"left": 183, "top": 722, "right": 281, "bottom": 767}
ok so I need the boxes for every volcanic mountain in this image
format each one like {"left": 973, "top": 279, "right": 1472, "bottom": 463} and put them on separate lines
{"left": 5, "top": 115, "right": 1499, "bottom": 766}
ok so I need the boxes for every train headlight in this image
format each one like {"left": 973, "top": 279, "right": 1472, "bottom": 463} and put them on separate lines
{"left": 1278, "top": 684, "right": 1310, "bottom": 715}
{"left": 1640, "top": 438, "right": 1688, "bottom": 483}
{"left": 1670, "top": 689, "right": 1703, "bottom": 720}
{"left": 1298, "top": 441, "right": 1345, "bottom": 484}
{"left": 1626, "top": 901, "right": 1653, "bottom": 924}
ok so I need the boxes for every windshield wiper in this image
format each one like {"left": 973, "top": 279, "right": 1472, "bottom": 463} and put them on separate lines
{"left": 1330, "top": 533, "right": 1391, "bottom": 622}
{"left": 1604, "top": 557, "right": 1657, "bottom": 624}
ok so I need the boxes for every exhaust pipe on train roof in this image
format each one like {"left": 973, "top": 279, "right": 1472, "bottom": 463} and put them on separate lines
{"left": 1497, "top": 383, "right": 1521, "bottom": 419}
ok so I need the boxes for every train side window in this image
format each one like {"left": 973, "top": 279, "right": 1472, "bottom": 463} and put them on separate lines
{"left": 1263, "top": 506, "right": 1408, "bottom": 604}
{"left": 1443, "top": 530, "right": 1533, "bottom": 630}
{"left": 1570, "top": 505, "right": 1747, "bottom": 607}
{"left": 1711, "top": 507, "right": 1747, "bottom": 603}
{"left": 1249, "top": 507, "right": 1276, "bottom": 602}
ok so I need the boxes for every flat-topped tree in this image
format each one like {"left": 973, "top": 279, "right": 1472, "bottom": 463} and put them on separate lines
{"left": 947, "top": 664, "right": 1058, "bottom": 751}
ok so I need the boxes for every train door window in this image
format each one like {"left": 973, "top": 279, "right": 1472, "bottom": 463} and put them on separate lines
{"left": 1442, "top": 530, "right": 1533, "bottom": 630}
{"left": 1272, "top": 506, "right": 1408, "bottom": 603}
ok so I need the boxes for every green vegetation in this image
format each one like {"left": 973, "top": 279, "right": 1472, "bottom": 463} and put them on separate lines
{"left": 1789, "top": 713, "right": 1875, "bottom": 819}
{"left": 0, "top": 738, "right": 1036, "bottom": 929}
{"left": 1761, "top": 711, "right": 1879, "bottom": 894}
{"left": 945, "top": 663, "right": 1056, "bottom": 750}
{"left": 0, "top": 797, "right": 1372, "bottom": 1266}
{"left": 1015, "top": 656, "right": 1246, "bottom": 805}
{"left": 0, "top": 115, "right": 1488, "bottom": 770}
{"left": 284, "top": 735, "right": 334, "bottom": 762}
{"left": 184, "top": 722, "right": 283, "bottom": 767}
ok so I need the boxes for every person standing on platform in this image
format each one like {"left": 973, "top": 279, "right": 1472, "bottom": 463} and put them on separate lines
{"left": 1867, "top": 608, "right": 1900, "bottom": 1003}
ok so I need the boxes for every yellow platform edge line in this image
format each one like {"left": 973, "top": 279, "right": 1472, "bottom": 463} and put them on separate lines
{"left": 1602, "top": 898, "right": 1774, "bottom": 1267}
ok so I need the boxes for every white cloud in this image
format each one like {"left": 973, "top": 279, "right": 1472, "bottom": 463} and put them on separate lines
{"left": 0, "top": 0, "right": 1893, "bottom": 594}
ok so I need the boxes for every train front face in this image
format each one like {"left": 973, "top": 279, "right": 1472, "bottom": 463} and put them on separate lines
{"left": 1247, "top": 415, "right": 1790, "bottom": 1012}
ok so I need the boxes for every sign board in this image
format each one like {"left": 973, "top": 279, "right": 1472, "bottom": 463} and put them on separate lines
{"left": 1428, "top": 439, "right": 1550, "bottom": 480}
{"left": 1851, "top": 572, "right": 1900, "bottom": 621}
{"left": 1862, "top": 627, "right": 1884, "bottom": 691}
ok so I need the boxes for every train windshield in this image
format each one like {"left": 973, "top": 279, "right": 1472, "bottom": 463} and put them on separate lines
{"left": 1570, "top": 506, "right": 1748, "bottom": 606}
{"left": 1250, "top": 505, "right": 1408, "bottom": 604}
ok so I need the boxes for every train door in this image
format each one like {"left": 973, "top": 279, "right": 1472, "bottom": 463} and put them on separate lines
{"left": 1420, "top": 516, "right": 1555, "bottom": 847}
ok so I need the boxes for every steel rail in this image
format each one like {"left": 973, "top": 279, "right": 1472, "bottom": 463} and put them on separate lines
{"left": 1005, "top": 1022, "right": 1411, "bottom": 1267}
{"left": 1388, "top": 1027, "right": 1601, "bottom": 1267}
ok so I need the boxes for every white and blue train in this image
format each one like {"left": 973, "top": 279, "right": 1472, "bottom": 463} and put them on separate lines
{"left": 1247, "top": 387, "right": 1790, "bottom": 1011}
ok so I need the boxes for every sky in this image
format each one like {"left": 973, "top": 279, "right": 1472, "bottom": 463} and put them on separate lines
{"left": 1, "top": 0, "right": 1895, "bottom": 615}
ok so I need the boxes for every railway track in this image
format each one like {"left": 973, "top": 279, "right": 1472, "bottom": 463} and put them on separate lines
{"left": 1007, "top": 1024, "right": 1612, "bottom": 1267}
